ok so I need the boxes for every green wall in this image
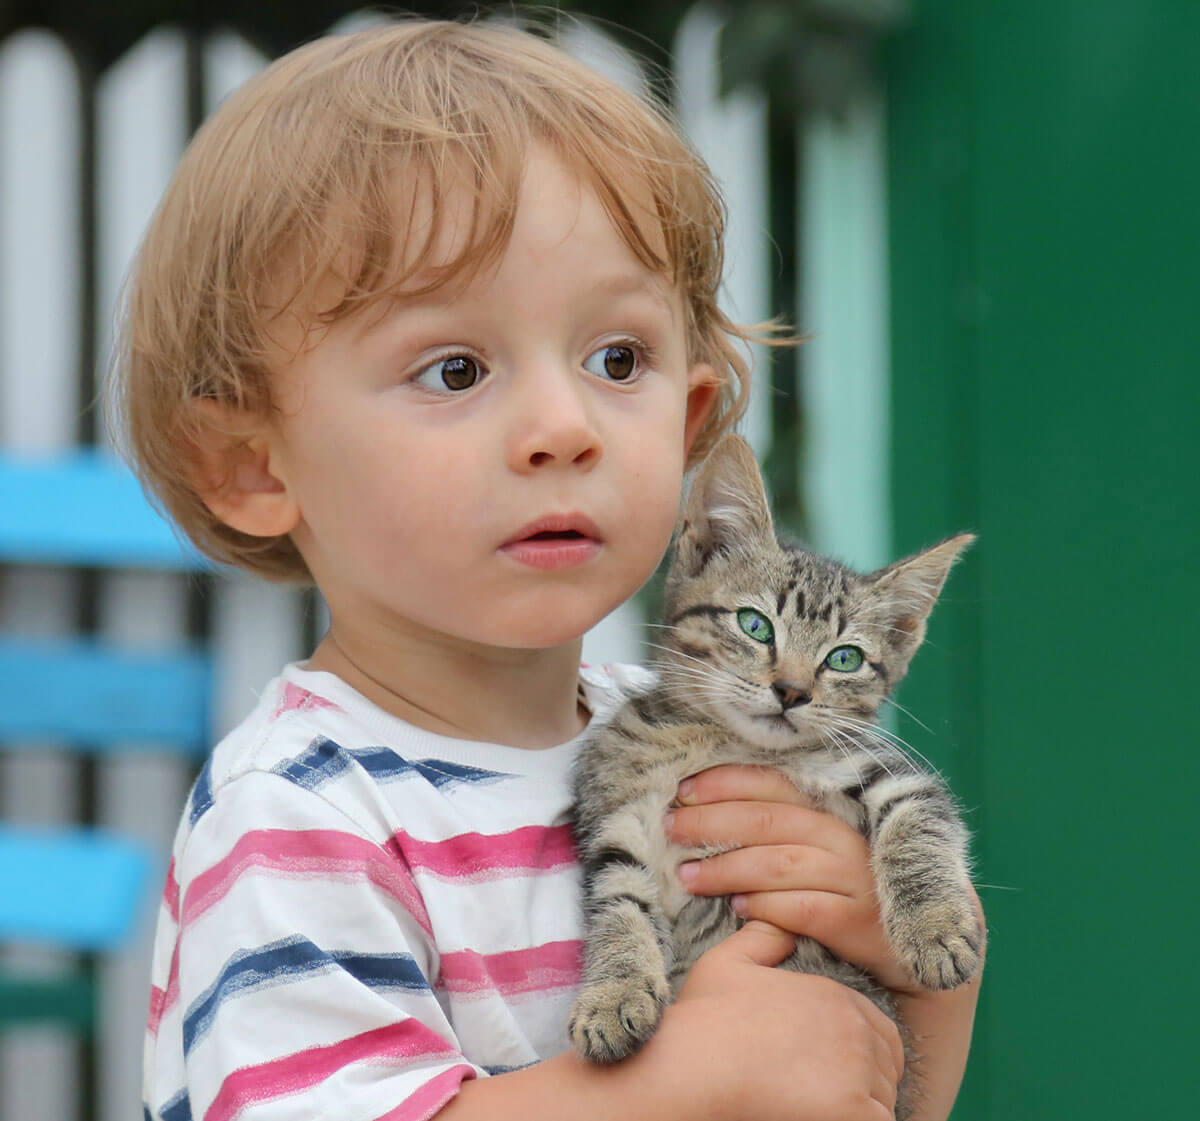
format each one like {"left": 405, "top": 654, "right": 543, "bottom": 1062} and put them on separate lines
{"left": 885, "top": 2, "right": 1200, "bottom": 1115}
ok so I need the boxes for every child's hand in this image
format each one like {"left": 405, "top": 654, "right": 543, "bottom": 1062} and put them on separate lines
{"left": 657, "top": 920, "right": 904, "bottom": 1121}
{"left": 665, "top": 763, "right": 915, "bottom": 993}
{"left": 665, "top": 764, "right": 985, "bottom": 1121}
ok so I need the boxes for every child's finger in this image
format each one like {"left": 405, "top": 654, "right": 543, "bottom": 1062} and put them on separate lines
{"left": 709, "top": 918, "right": 797, "bottom": 968}
{"left": 677, "top": 843, "right": 856, "bottom": 898}
{"left": 870, "top": 1033, "right": 903, "bottom": 1111}
{"left": 729, "top": 887, "right": 913, "bottom": 993}
{"left": 666, "top": 798, "right": 868, "bottom": 862}
{"left": 675, "top": 764, "right": 803, "bottom": 806}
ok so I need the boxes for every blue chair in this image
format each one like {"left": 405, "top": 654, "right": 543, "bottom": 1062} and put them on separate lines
{"left": 0, "top": 449, "right": 212, "bottom": 1031}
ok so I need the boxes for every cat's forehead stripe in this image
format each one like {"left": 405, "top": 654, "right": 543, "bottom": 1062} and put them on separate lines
{"left": 666, "top": 604, "right": 726, "bottom": 627}
{"left": 776, "top": 581, "right": 795, "bottom": 617}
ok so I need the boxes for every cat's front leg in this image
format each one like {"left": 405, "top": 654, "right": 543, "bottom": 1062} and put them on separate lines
{"left": 569, "top": 805, "right": 674, "bottom": 1063}
{"left": 869, "top": 787, "right": 984, "bottom": 990}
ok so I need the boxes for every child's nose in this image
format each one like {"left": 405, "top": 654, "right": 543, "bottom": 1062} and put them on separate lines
{"left": 507, "top": 367, "right": 603, "bottom": 472}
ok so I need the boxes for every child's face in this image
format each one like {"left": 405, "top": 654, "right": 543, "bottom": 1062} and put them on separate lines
{"left": 263, "top": 147, "right": 715, "bottom": 652}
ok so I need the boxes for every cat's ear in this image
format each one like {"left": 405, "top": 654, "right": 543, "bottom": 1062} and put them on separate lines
{"left": 863, "top": 533, "right": 975, "bottom": 664}
{"left": 674, "top": 434, "right": 774, "bottom": 575}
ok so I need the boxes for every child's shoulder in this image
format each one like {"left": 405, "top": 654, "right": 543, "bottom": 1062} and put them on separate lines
{"left": 204, "top": 662, "right": 381, "bottom": 785}
{"left": 176, "top": 663, "right": 436, "bottom": 858}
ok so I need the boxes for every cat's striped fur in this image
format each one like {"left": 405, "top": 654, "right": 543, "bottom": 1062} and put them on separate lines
{"left": 569, "top": 435, "right": 982, "bottom": 1117}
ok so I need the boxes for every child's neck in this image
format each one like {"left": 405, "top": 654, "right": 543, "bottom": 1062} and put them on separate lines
{"left": 305, "top": 625, "right": 588, "bottom": 750}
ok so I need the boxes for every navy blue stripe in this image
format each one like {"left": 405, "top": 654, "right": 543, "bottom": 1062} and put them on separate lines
{"left": 272, "top": 736, "right": 351, "bottom": 789}
{"left": 159, "top": 1088, "right": 192, "bottom": 1121}
{"left": 183, "top": 935, "right": 429, "bottom": 1055}
{"left": 407, "top": 755, "right": 509, "bottom": 788}
{"left": 272, "top": 737, "right": 510, "bottom": 792}
{"left": 187, "top": 759, "right": 214, "bottom": 826}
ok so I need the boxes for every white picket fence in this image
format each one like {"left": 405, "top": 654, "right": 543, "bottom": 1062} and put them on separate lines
{"left": 0, "top": 7, "right": 886, "bottom": 1118}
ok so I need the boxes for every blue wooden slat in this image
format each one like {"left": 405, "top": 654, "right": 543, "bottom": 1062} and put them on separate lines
{"left": 0, "top": 450, "right": 209, "bottom": 570}
{"left": 0, "top": 824, "right": 153, "bottom": 951}
{"left": 0, "top": 636, "right": 211, "bottom": 752}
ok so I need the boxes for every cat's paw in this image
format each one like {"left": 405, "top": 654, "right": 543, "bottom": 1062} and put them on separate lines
{"left": 890, "top": 895, "right": 985, "bottom": 991}
{"left": 568, "top": 974, "right": 670, "bottom": 1063}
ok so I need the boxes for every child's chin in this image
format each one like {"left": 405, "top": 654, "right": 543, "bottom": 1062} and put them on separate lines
{"left": 469, "top": 612, "right": 593, "bottom": 652}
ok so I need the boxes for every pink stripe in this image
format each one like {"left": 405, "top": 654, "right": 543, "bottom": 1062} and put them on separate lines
{"left": 163, "top": 859, "right": 180, "bottom": 922}
{"left": 371, "top": 1064, "right": 476, "bottom": 1121}
{"left": 204, "top": 1020, "right": 458, "bottom": 1121}
{"left": 146, "top": 985, "right": 167, "bottom": 1036}
{"left": 273, "top": 682, "right": 342, "bottom": 721}
{"left": 182, "top": 829, "right": 432, "bottom": 936}
{"left": 146, "top": 864, "right": 183, "bottom": 1034}
{"left": 398, "top": 824, "right": 576, "bottom": 882}
{"left": 438, "top": 939, "right": 582, "bottom": 997}
{"left": 147, "top": 936, "right": 183, "bottom": 1034}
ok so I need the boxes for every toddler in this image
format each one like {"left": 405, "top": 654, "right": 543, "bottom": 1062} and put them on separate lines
{"left": 118, "top": 18, "right": 981, "bottom": 1121}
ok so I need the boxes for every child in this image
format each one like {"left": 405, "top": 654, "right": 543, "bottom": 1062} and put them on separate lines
{"left": 118, "top": 19, "right": 982, "bottom": 1121}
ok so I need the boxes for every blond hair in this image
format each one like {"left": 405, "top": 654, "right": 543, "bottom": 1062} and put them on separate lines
{"left": 116, "top": 18, "right": 770, "bottom": 581}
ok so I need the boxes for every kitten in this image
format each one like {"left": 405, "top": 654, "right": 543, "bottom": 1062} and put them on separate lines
{"left": 569, "top": 434, "right": 983, "bottom": 1116}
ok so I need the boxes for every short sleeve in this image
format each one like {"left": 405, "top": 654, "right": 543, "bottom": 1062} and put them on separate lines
{"left": 146, "top": 770, "right": 477, "bottom": 1121}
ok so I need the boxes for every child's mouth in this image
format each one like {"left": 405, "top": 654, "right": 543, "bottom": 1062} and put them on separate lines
{"left": 500, "top": 516, "right": 603, "bottom": 570}
{"left": 525, "top": 530, "right": 586, "bottom": 541}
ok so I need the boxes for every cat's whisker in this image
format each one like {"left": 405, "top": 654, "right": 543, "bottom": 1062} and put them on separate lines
{"left": 880, "top": 696, "right": 934, "bottom": 736}
{"left": 812, "top": 713, "right": 900, "bottom": 779}
{"left": 853, "top": 621, "right": 917, "bottom": 639}
{"left": 645, "top": 651, "right": 749, "bottom": 700}
{"left": 642, "top": 641, "right": 715, "bottom": 670}
{"left": 645, "top": 654, "right": 732, "bottom": 688}
{"left": 649, "top": 659, "right": 745, "bottom": 708}
{"left": 815, "top": 724, "right": 867, "bottom": 793}
{"left": 827, "top": 713, "right": 945, "bottom": 781}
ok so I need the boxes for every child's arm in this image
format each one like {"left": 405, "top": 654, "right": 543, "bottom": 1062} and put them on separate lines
{"left": 440, "top": 920, "right": 903, "bottom": 1121}
{"left": 664, "top": 764, "right": 985, "bottom": 1121}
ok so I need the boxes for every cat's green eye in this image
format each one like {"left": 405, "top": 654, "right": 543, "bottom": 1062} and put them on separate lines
{"left": 825, "top": 645, "right": 864, "bottom": 673}
{"left": 737, "top": 608, "right": 774, "bottom": 644}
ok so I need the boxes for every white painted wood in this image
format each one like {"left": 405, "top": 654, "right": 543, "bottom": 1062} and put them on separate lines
{"left": 0, "top": 30, "right": 84, "bottom": 1121}
{"left": 95, "top": 28, "right": 189, "bottom": 421}
{"left": 204, "top": 28, "right": 266, "bottom": 110}
{"left": 212, "top": 576, "right": 306, "bottom": 738}
{"left": 557, "top": 17, "right": 649, "bottom": 96}
{"left": 93, "top": 30, "right": 190, "bottom": 1121}
{"left": 800, "top": 88, "right": 892, "bottom": 570}
{"left": 0, "top": 31, "right": 80, "bottom": 451}
{"left": 675, "top": 4, "right": 771, "bottom": 458}
{"left": 581, "top": 597, "right": 645, "bottom": 668}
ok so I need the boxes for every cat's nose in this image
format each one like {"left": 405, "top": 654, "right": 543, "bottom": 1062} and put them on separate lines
{"left": 773, "top": 682, "right": 812, "bottom": 709}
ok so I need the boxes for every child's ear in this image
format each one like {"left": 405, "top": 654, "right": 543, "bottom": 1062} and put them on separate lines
{"left": 683, "top": 363, "right": 719, "bottom": 454}
{"left": 188, "top": 398, "right": 300, "bottom": 539}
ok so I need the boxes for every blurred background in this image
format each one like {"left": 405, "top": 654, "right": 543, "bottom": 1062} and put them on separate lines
{"left": 0, "top": 1, "right": 1195, "bottom": 1118}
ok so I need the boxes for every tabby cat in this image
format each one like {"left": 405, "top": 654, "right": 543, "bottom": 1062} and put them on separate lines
{"left": 569, "top": 434, "right": 983, "bottom": 1117}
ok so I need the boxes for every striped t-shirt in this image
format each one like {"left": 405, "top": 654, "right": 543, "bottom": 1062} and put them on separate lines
{"left": 143, "top": 661, "right": 645, "bottom": 1121}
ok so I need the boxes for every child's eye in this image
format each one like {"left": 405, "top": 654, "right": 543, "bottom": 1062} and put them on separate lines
{"left": 413, "top": 354, "right": 486, "bottom": 392}
{"left": 582, "top": 343, "right": 640, "bottom": 382}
